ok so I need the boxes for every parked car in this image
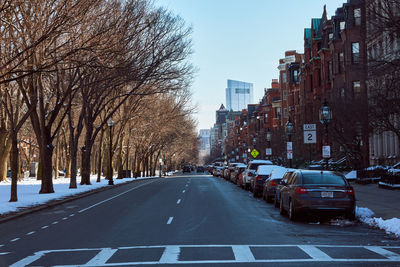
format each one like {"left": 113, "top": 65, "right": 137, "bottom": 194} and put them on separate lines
{"left": 279, "top": 170, "right": 356, "bottom": 221}
{"left": 196, "top": 166, "right": 205, "bottom": 172}
{"left": 182, "top": 166, "right": 191, "bottom": 173}
{"left": 242, "top": 160, "right": 273, "bottom": 190}
{"left": 213, "top": 166, "right": 224, "bottom": 177}
{"left": 230, "top": 164, "right": 247, "bottom": 184}
{"left": 225, "top": 162, "right": 241, "bottom": 181}
{"left": 262, "top": 166, "right": 288, "bottom": 202}
{"left": 274, "top": 170, "right": 296, "bottom": 208}
{"left": 251, "top": 164, "right": 280, "bottom": 197}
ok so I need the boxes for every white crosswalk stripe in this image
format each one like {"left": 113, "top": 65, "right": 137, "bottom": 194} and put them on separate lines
{"left": 9, "top": 244, "right": 400, "bottom": 266}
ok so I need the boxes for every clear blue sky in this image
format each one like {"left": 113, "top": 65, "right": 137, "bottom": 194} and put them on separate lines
{"left": 156, "top": 0, "right": 343, "bottom": 131}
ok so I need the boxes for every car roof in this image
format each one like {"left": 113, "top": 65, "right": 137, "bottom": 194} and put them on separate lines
{"left": 269, "top": 167, "right": 289, "bottom": 179}
{"left": 256, "top": 165, "right": 280, "bottom": 175}
{"left": 249, "top": 160, "right": 273, "bottom": 165}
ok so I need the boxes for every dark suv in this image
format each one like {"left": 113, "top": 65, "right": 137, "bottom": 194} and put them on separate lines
{"left": 279, "top": 170, "right": 355, "bottom": 221}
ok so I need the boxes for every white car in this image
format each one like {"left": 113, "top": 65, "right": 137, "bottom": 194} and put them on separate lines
{"left": 242, "top": 160, "right": 273, "bottom": 190}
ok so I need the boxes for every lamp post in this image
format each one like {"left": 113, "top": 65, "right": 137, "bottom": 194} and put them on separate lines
{"left": 285, "top": 119, "right": 295, "bottom": 168}
{"left": 107, "top": 117, "right": 114, "bottom": 185}
{"left": 319, "top": 100, "right": 332, "bottom": 170}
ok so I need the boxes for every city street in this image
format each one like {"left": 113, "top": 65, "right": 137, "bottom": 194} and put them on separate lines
{"left": 1, "top": 174, "right": 400, "bottom": 266}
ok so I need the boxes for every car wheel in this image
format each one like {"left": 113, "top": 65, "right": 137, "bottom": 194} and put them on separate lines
{"left": 279, "top": 197, "right": 285, "bottom": 215}
{"left": 288, "top": 200, "right": 297, "bottom": 221}
{"left": 266, "top": 193, "right": 272, "bottom": 203}
{"left": 345, "top": 210, "right": 356, "bottom": 221}
{"left": 274, "top": 193, "right": 279, "bottom": 208}
{"left": 253, "top": 189, "right": 258, "bottom": 198}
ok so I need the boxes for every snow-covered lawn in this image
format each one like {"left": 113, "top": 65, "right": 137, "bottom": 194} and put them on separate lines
{"left": 0, "top": 176, "right": 155, "bottom": 215}
{"left": 356, "top": 206, "right": 400, "bottom": 237}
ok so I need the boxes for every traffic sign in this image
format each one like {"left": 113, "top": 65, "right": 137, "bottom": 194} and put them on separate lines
{"left": 322, "top": 145, "right": 331, "bottom": 158}
{"left": 251, "top": 149, "right": 259, "bottom": 158}
{"left": 266, "top": 148, "right": 272, "bottom": 156}
{"left": 304, "top": 124, "right": 317, "bottom": 144}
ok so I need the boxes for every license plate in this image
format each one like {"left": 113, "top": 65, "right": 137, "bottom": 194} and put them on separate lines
{"left": 321, "top": 191, "right": 333, "bottom": 198}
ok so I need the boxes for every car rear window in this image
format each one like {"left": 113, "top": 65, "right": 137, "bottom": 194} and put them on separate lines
{"left": 302, "top": 173, "right": 346, "bottom": 185}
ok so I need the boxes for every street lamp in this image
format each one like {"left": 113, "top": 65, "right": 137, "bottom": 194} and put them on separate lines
{"left": 285, "top": 119, "right": 295, "bottom": 168}
{"left": 319, "top": 100, "right": 332, "bottom": 170}
{"left": 107, "top": 117, "right": 114, "bottom": 185}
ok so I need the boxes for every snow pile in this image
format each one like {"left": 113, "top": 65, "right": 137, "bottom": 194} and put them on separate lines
{"left": 356, "top": 206, "right": 400, "bottom": 237}
{"left": 0, "top": 175, "right": 155, "bottom": 215}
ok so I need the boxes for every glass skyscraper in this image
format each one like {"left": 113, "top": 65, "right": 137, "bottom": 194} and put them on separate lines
{"left": 226, "top": 79, "right": 254, "bottom": 111}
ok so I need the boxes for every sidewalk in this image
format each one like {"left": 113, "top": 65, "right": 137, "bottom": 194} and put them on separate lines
{"left": 352, "top": 181, "right": 400, "bottom": 220}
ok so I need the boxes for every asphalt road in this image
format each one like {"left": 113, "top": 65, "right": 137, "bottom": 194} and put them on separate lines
{"left": 1, "top": 173, "right": 400, "bottom": 266}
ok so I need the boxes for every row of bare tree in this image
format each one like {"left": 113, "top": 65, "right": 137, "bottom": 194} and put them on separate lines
{"left": 0, "top": 0, "right": 198, "bottom": 201}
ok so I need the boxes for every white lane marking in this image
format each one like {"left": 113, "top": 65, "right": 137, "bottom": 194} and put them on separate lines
{"left": 232, "top": 245, "right": 255, "bottom": 262}
{"left": 85, "top": 248, "right": 118, "bottom": 265}
{"left": 41, "top": 225, "right": 48, "bottom": 229}
{"left": 185, "top": 184, "right": 188, "bottom": 187}
{"left": 298, "top": 245, "right": 332, "bottom": 260}
{"left": 62, "top": 217, "right": 68, "bottom": 220}
{"left": 0, "top": 252, "right": 10, "bottom": 255}
{"left": 159, "top": 246, "right": 180, "bottom": 263}
{"left": 10, "top": 252, "right": 46, "bottom": 267}
{"left": 182, "top": 190, "right": 185, "bottom": 193}
{"left": 177, "top": 199, "right": 181, "bottom": 204}
{"left": 78, "top": 180, "right": 158, "bottom": 213}
{"left": 52, "top": 221, "right": 59, "bottom": 225}
{"left": 0, "top": 245, "right": 3, "bottom": 247}
{"left": 167, "top": 217, "right": 174, "bottom": 224}
{"left": 69, "top": 214, "right": 75, "bottom": 217}
{"left": 26, "top": 231, "right": 35, "bottom": 236}
{"left": 364, "top": 246, "right": 400, "bottom": 260}
{"left": 10, "top": 238, "right": 20, "bottom": 242}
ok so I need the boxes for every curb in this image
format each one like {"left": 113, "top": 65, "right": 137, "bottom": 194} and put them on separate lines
{"left": 0, "top": 177, "right": 160, "bottom": 224}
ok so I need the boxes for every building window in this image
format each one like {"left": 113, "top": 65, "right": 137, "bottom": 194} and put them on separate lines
{"left": 340, "top": 88, "right": 345, "bottom": 98}
{"left": 353, "top": 81, "right": 361, "bottom": 97}
{"left": 293, "top": 69, "right": 298, "bottom": 82}
{"left": 282, "top": 73, "right": 287, "bottom": 83}
{"left": 339, "top": 52, "right": 344, "bottom": 73}
{"left": 354, "top": 8, "right": 361, "bottom": 26}
{"left": 329, "top": 33, "right": 333, "bottom": 41}
{"left": 340, "top": 21, "right": 345, "bottom": 31}
{"left": 328, "top": 61, "right": 332, "bottom": 81}
{"left": 352, "top": 42, "right": 360, "bottom": 64}
{"left": 276, "top": 107, "right": 281, "bottom": 119}
{"left": 283, "top": 108, "right": 288, "bottom": 118}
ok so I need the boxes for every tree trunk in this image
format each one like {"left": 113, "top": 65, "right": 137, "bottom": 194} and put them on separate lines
{"left": 39, "top": 135, "right": 55, "bottom": 194}
{"left": 96, "top": 128, "right": 104, "bottom": 182}
{"left": 9, "top": 132, "right": 19, "bottom": 202}
{"left": 54, "top": 137, "right": 59, "bottom": 180}
{"left": 0, "top": 132, "right": 11, "bottom": 181}
{"left": 69, "top": 128, "right": 78, "bottom": 188}
{"left": 80, "top": 123, "right": 94, "bottom": 185}
{"left": 117, "top": 134, "right": 123, "bottom": 179}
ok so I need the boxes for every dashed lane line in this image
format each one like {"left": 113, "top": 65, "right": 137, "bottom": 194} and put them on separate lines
{"left": 26, "top": 231, "right": 35, "bottom": 236}
{"left": 78, "top": 180, "right": 158, "bottom": 213}
{"left": 62, "top": 217, "right": 68, "bottom": 220}
{"left": 70, "top": 214, "right": 75, "bottom": 217}
{"left": 167, "top": 217, "right": 174, "bottom": 225}
{"left": 10, "top": 238, "right": 20, "bottom": 243}
{"left": 177, "top": 199, "right": 181, "bottom": 204}
{"left": 41, "top": 226, "right": 48, "bottom": 229}
{"left": 182, "top": 190, "right": 186, "bottom": 193}
{"left": 52, "top": 221, "right": 59, "bottom": 225}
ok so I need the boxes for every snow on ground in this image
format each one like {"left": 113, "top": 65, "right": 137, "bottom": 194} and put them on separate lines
{"left": 356, "top": 206, "right": 400, "bottom": 237}
{"left": 0, "top": 175, "right": 155, "bottom": 215}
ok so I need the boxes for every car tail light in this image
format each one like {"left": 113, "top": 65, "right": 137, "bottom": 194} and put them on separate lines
{"left": 256, "top": 175, "right": 262, "bottom": 180}
{"left": 270, "top": 181, "right": 278, "bottom": 187}
{"left": 345, "top": 188, "right": 355, "bottom": 195}
{"left": 296, "top": 187, "right": 308, "bottom": 194}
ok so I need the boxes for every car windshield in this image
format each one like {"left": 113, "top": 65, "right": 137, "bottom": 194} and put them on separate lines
{"left": 302, "top": 173, "right": 346, "bottom": 185}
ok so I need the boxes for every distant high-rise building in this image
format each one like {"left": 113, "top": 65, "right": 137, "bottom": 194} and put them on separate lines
{"left": 199, "top": 129, "right": 211, "bottom": 152}
{"left": 226, "top": 79, "right": 254, "bottom": 111}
